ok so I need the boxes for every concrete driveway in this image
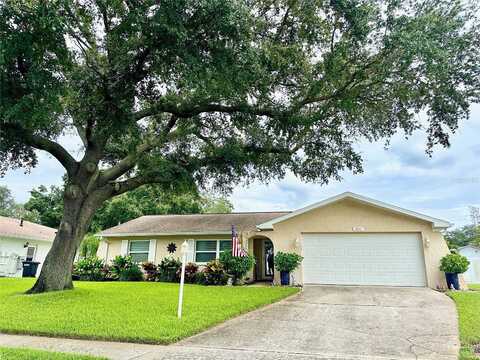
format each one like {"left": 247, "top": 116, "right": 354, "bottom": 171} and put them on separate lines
{"left": 0, "top": 286, "right": 459, "bottom": 360}
{"left": 176, "top": 286, "right": 459, "bottom": 360}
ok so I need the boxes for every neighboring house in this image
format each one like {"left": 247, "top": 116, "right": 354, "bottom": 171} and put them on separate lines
{"left": 0, "top": 216, "right": 56, "bottom": 277}
{"left": 458, "top": 244, "right": 480, "bottom": 283}
{"left": 98, "top": 192, "right": 452, "bottom": 289}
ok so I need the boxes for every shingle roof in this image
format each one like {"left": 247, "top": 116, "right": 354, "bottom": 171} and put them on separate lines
{"left": 0, "top": 216, "right": 57, "bottom": 242}
{"left": 100, "top": 212, "right": 290, "bottom": 237}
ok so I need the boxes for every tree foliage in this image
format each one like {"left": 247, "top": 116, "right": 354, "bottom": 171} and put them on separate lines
{"left": 24, "top": 185, "right": 64, "bottom": 228}
{"left": 1, "top": 0, "right": 479, "bottom": 190}
{"left": 445, "top": 225, "right": 480, "bottom": 249}
{"left": 0, "top": 185, "right": 16, "bottom": 216}
{"left": 0, "top": 185, "right": 39, "bottom": 222}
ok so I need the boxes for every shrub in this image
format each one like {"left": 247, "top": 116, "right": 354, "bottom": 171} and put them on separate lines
{"left": 219, "top": 251, "right": 256, "bottom": 284}
{"left": 78, "top": 234, "right": 100, "bottom": 259}
{"left": 440, "top": 253, "right": 470, "bottom": 274}
{"left": 141, "top": 261, "right": 158, "bottom": 281}
{"left": 158, "top": 257, "right": 182, "bottom": 282}
{"left": 119, "top": 265, "right": 144, "bottom": 281}
{"left": 199, "top": 260, "right": 228, "bottom": 285}
{"left": 110, "top": 255, "right": 135, "bottom": 280}
{"left": 176, "top": 262, "right": 198, "bottom": 283}
{"left": 274, "top": 252, "right": 303, "bottom": 273}
{"left": 73, "top": 256, "right": 106, "bottom": 281}
{"left": 195, "top": 271, "right": 207, "bottom": 285}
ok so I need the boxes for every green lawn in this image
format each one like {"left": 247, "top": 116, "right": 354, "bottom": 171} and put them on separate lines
{"left": 468, "top": 284, "right": 480, "bottom": 291}
{"left": 0, "top": 347, "right": 105, "bottom": 360}
{"left": 0, "top": 279, "right": 298, "bottom": 344}
{"left": 449, "top": 286, "right": 480, "bottom": 360}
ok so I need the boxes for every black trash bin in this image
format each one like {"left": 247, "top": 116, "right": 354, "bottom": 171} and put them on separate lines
{"left": 22, "top": 261, "right": 40, "bottom": 277}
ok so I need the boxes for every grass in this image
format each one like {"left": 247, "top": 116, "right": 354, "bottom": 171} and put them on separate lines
{"left": 468, "top": 284, "right": 480, "bottom": 291}
{"left": 449, "top": 285, "right": 480, "bottom": 360}
{"left": 0, "top": 279, "right": 298, "bottom": 344}
{"left": 0, "top": 347, "right": 105, "bottom": 360}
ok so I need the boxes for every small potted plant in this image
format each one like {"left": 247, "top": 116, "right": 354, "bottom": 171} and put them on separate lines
{"left": 274, "top": 252, "right": 303, "bottom": 286}
{"left": 439, "top": 253, "right": 469, "bottom": 290}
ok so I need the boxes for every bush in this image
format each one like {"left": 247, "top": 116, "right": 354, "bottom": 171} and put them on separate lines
{"left": 141, "top": 261, "right": 158, "bottom": 281}
{"left": 274, "top": 252, "right": 303, "bottom": 273}
{"left": 119, "top": 265, "right": 144, "bottom": 281}
{"left": 110, "top": 255, "right": 135, "bottom": 280}
{"left": 78, "top": 234, "right": 100, "bottom": 259}
{"left": 158, "top": 257, "right": 182, "bottom": 282}
{"left": 176, "top": 262, "right": 198, "bottom": 283}
{"left": 199, "top": 260, "right": 228, "bottom": 285}
{"left": 73, "top": 256, "right": 106, "bottom": 281}
{"left": 440, "top": 253, "right": 470, "bottom": 274}
{"left": 219, "top": 251, "right": 256, "bottom": 284}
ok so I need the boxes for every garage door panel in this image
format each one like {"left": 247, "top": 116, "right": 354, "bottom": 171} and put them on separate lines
{"left": 303, "top": 233, "right": 426, "bottom": 287}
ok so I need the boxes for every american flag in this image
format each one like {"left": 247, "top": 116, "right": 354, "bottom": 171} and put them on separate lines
{"left": 231, "top": 224, "right": 247, "bottom": 257}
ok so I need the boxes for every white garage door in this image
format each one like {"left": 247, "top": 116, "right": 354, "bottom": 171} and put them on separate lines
{"left": 303, "top": 233, "right": 426, "bottom": 287}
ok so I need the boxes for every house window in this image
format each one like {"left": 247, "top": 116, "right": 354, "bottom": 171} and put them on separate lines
{"left": 195, "top": 240, "right": 232, "bottom": 263}
{"left": 128, "top": 240, "right": 149, "bottom": 263}
{"left": 26, "top": 246, "right": 37, "bottom": 262}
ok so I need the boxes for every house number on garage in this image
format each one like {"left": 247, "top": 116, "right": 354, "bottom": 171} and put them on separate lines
{"left": 352, "top": 226, "right": 366, "bottom": 232}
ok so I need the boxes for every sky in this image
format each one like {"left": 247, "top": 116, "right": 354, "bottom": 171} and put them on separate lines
{"left": 1, "top": 104, "right": 479, "bottom": 229}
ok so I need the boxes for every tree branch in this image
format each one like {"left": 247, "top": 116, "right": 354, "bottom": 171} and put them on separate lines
{"left": 98, "top": 115, "right": 179, "bottom": 184}
{"left": 133, "top": 99, "right": 278, "bottom": 121}
{"left": 21, "top": 130, "right": 78, "bottom": 175}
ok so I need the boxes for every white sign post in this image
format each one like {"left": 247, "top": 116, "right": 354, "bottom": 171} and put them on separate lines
{"left": 177, "top": 240, "right": 188, "bottom": 319}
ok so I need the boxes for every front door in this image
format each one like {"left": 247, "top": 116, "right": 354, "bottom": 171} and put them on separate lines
{"left": 254, "top": 239, "right": 274, "bottom": 281}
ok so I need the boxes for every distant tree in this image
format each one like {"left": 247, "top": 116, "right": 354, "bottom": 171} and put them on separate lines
{"left": 469, "top": 206, "right": 480, "bottom": 227}
{"left": 201, "top": 194, "right": 234, "bottom": 214}
{"left": 445, "top": 225, "right": 480, "bottom": 249}
{"left": 25, "top": 184, "right": 233, "bottom": 231}
{"left": 1, "top": 1, "right": 478, "bottom": 293}
{"left": 24, "top": 185, "right": 64, "bottom": 228}
{"left": 0, "top": 185, "right": 16, "bottom": 216}
{"left": 0, "top": 185, "right": 40, "bottom": 222}
{"left": 90, "top": 186, "right": 213, "bottom": 230}
{"left": 78, "top": 234, "right": 100, "bottom": 259}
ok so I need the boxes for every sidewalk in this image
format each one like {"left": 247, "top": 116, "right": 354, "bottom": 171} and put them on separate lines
{"left": 0, "top": 333, "right": 412, "bottom": 360}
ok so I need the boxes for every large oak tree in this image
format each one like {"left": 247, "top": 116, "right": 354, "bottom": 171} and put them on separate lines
{"left": 0, "top": 0, "right": 479, "bottom": 293}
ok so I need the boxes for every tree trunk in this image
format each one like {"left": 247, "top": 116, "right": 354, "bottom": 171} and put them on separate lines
{"left": 26, "top": 227, "right": 83, "bottom": 293}
{"left": 27, "top": 187, "right": 101, "bottom": 294}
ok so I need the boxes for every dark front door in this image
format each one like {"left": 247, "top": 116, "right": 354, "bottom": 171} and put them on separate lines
{"left": 254, "top": 239, "right": 274, "bottom": 281}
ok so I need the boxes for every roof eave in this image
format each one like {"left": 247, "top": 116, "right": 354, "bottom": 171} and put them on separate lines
{"left": 99, "top": 230, "right": 233, "bottom": 238}
{"left": 0, "top": 234, "right": 55, "bottom": 243}
{"left": 256, "top": 192, "right": 452, "bottom": 231}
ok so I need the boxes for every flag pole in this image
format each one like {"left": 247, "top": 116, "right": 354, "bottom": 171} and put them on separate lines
{"left": 177, "top": 240, "right": 188, "bottom": 319}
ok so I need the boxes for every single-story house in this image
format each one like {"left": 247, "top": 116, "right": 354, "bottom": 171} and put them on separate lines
{"left": 458, "top": 244, "right": 480, "bottom": 283}
{"left": 0, "top": 216, "right": 56, "bottom": 277}
{"left": 98, "top": 192, "right": 452, "bottom": 288}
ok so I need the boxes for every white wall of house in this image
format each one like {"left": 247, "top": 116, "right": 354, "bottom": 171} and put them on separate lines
{"left": 458, "top": 245, "right": 480, "bottom": 284}
{"left": 0, "top": 236, "right": 53, "bottom": 277}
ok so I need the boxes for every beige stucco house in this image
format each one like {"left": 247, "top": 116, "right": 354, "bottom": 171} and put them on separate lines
{"left": 97, "top": 192, "right": 452, "bottom": 289}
